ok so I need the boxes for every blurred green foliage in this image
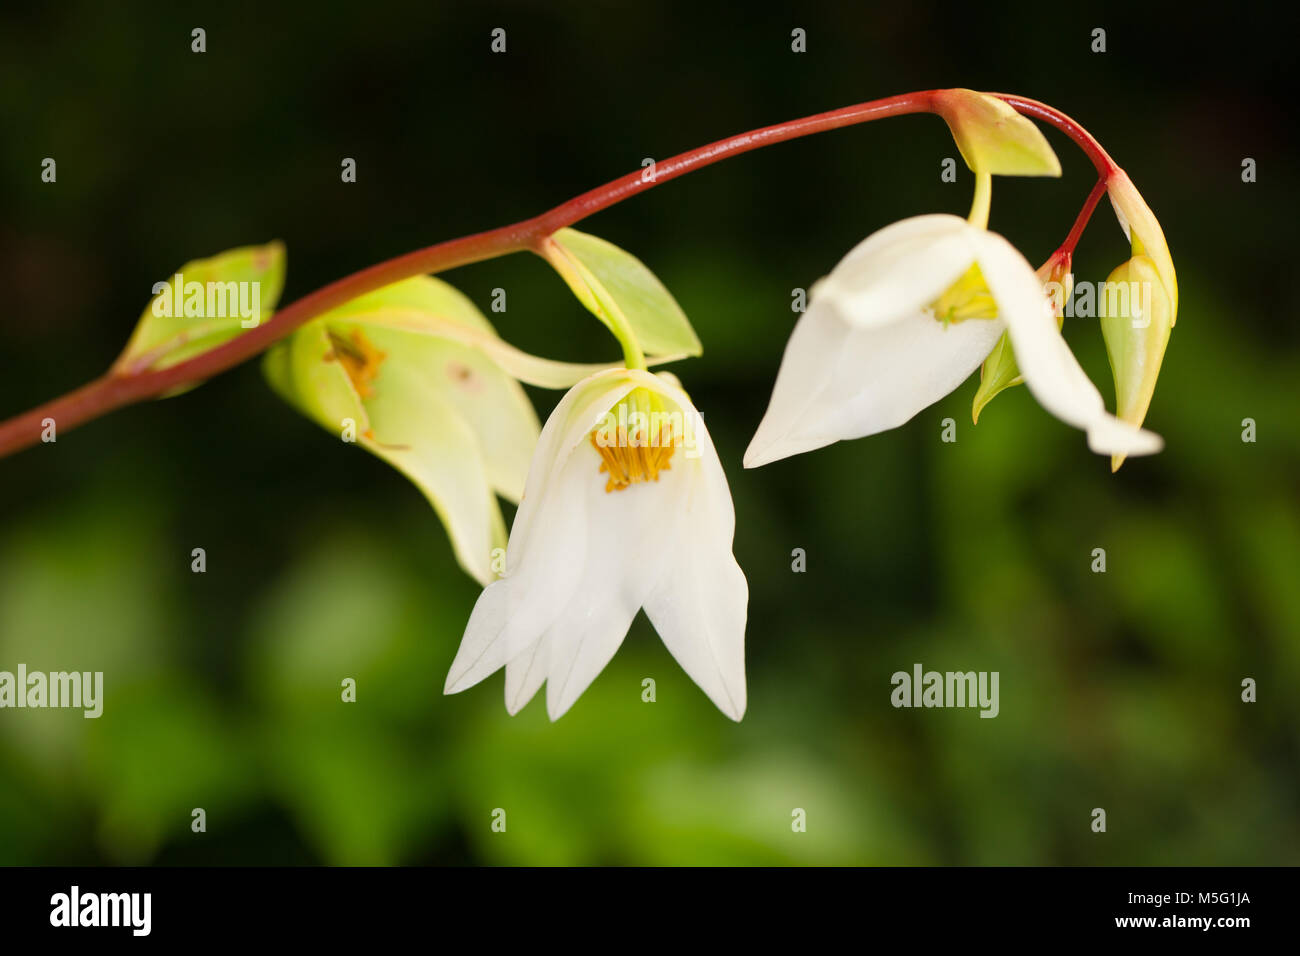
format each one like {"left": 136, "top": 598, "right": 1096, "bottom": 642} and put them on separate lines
{"left": 1, "top": 1, "right": 1297, "bottom": 864}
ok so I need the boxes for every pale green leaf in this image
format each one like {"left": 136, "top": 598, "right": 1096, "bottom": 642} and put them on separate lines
{"left": 541, "top": 228, "right": 702, "bottom": 358}
{"left": 346, "top": 305, "right": 689, "bottom": 388}
{"left": 264, "top": 313, "right": 512, "bottom": 585}
{"left": 264, "top": 321, "right": 369, "bottom": 437}
{"left": 337, "top": 319, "right": 538, "bottom": 502}
{"left": 116, "top": 241, "right": 286, "bottom": 374}
{"left": 318, "top": 274, "right": 493, "bottom": 334}
{"left": 361, "top": 353, "right": 507, "bottom": 585}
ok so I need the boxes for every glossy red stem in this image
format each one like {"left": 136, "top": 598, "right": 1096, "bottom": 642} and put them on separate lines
{"left": 0, "top": 90, "right": 1116, "bottom": 458}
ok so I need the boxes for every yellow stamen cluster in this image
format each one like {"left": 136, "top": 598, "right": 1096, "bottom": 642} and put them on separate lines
{"left": 931, "top": 262, "right": 998, "bottom": 325}
{"left": 590, "top": 421, "right": 675, "bottom": 493}
{"left": 327, "top": 328, "right": 387, "bottom": 398}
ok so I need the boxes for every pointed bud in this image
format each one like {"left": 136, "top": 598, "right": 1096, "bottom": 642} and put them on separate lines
{"left": 1103, "top": 170, "right": 1177, "bottom": 471}
{"left": 1107, "top": 170, "right": 1177, "bottom": 322}
{"left": 115, "top": 241, "right": 286, "bottom": 381}
{"left": 931, "top": 89, "right": 1062, "bottom": 178}
{"left": 971, "top": 252, "right": 1072, "bottom": 422}
{"left": 1100, "top": 255, "right": 1173, "bottom": 472}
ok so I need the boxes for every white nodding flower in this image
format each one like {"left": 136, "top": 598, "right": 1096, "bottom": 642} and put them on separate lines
{"left": 444, "top": 367, "right": 748, "bottom": 721}
{"left": 744, "top": 214, "right": 1164, "bottom": 468}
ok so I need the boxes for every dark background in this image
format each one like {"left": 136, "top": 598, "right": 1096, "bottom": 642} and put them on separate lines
{"left": 1, "top": 0, "right": 1296, "bottom": 864}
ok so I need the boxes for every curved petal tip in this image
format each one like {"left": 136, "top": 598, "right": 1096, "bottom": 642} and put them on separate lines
{"left": 1086, "top": 416, "right": 1164, "bottom": 458}
{"left": 743, "top": 429, "right": 834, "bottom": 469}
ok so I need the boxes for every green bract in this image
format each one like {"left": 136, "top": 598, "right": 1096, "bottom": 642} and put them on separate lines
{"left": 971, "top": 331, "right": 1024, "bottom": 423}
{"left": 932, "top": 89, "right": 1062, "bottom": 178}
{"left": 540, "top": 228, "right": 702, "bottom": 362}
{"left": 116, "top": 241, "right": 286, "bottom": 375}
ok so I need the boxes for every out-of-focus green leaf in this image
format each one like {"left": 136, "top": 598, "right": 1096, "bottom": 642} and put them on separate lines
{"left": 86, "top": 680, "right": 256, "bottom": 863}
{"left": 0, "top": 502, "right": 171, "bottom": 777}
{"left": 245, "top": 534, "right": 455, "bottom": 864}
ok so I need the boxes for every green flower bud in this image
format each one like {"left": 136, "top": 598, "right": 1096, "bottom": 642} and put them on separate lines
{"left": 931, "top": 89, "right": 1062, "bottom": 178}
{"left": 1100, "top": 255, "right": 1173, "bottom": 472}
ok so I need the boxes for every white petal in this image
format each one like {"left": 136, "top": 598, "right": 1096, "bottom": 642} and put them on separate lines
{"left": 447, "top": 367, "right": 701, "bottom": 709}
{"left": 744, "top": 300, "right": 849, "bottom": 466}
{"left": 642, "top": 412, "right": 749, "bottom": 720}
{"left": 506, "top": 370, "right": 638, "bottom": 565}
{"left": 445, "top": 371, "right": 636, "bottom": 695}
{"left": 444, "top": 575, "right": 513, "bottom": 693}
{"left": 541, "top": 392, "right": 692, "bottom": 718}
{"left": 973, "top": 230, "right": 1163, "bottom": 456}
{"left": 818, "top": 214, "right": 978, "bottom": 328}
{"left": 542, "top": 592, "right": 641, "bottom": 721}
{"left": 447, "top": 456, "right": 610, "bottom": 696}
{"left": 541, "top": 473, "right": 686, "bottom": 718}
{"left": 745, "top": 300, "right": 1003, "bottom": 467}
{"left": 1086, "top": 415, "right": 1164, "bottom": 457}
{"left": 449, "top": 366, "right": 751, "bottom": 719}
{"left": 504, "top": 636, "right": 548, "bottom": 715}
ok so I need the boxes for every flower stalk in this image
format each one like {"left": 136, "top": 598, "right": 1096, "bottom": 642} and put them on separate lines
{"left": 0, "top": 90, "right": 1138, "bottom": 459}
{"left": 968, "top": 172, "right": 993, "bottom": 230}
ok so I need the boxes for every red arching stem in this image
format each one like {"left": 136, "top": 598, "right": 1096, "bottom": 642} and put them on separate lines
{"left": 990, "top": 93, "right": 1121, "bottom": 178}
{"left": 529, "top": 92, "right": 933, "bottom": 233}
{"left": 0, "top": 90, "right": 1117, "bottom": 458}
{"left": 1057, "top": 177, "right": 1110, "bottom": 260}
{"left": 998, "top": 94, "right": 1119, "bottom": 280}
